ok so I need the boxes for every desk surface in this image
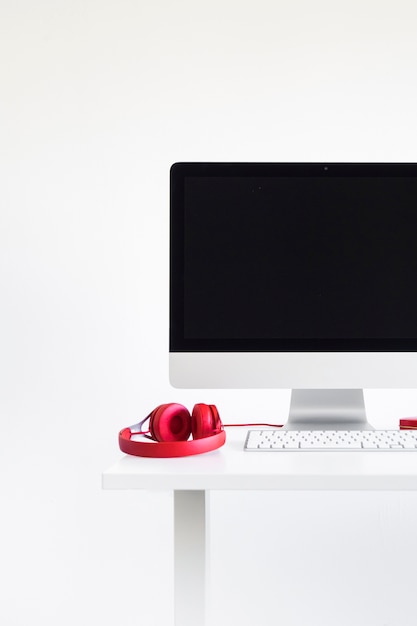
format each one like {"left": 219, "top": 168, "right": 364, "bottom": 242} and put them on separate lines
{"left": 102, "top": 429, "right": 417, "bottom": 491}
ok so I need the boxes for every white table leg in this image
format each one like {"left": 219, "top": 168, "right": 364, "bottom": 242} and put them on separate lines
{"left": 174, "top": 490, "right": 209, "bottom": 626}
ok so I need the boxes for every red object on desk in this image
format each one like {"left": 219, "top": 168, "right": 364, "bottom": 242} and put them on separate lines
{"left": 400, "top": 418, "right": 417, "bottom": 430}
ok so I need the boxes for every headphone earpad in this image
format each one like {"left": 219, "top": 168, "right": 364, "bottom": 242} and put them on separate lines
{"left": 149, "top": 403, "right": 192, "bottom": 442}
{"left": 192, "top": 404, "right": 222, "bottom": 439}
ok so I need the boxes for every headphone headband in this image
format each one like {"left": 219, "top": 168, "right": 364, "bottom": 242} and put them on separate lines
{"left": 119, "top": 427, "right": 226, "bottom": 458}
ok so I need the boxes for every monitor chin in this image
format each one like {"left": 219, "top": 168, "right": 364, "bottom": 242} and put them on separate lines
{"left": 169, "top": 352, "right": 417, "bottom": 389}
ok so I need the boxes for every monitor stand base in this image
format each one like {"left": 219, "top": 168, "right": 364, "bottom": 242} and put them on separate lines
{"left": 284, "top": 389, "right": 374, "bottom": 431}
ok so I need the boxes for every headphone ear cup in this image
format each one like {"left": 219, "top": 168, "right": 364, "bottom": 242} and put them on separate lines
{"left": 149, "top": 403, "right": 192, "bottom": 442}
{"left": 191, "top": 404, "right": 222, "bottom": 439}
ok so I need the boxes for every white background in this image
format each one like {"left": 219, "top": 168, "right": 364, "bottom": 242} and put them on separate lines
{"left": 2, "top": 1, "right": 417, "bottom": 625}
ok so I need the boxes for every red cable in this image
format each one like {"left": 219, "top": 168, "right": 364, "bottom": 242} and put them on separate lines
{"left": 223, "top": 422, "right": 283, "bottom": 428}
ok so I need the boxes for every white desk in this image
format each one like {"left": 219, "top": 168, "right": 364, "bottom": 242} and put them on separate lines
{"left": 102, "top": 429, "right": 417, "bottom": 626}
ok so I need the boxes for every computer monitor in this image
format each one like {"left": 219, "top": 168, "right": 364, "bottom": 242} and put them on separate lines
{"left": 169, "top": 162, "right": 417, "bottom": 430}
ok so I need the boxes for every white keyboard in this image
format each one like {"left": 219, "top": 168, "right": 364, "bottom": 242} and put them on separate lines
{"left": 244, "top": 429, "right": 417, "bottom": 451}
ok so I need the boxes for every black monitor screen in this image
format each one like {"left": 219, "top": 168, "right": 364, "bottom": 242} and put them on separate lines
{"left": 170, "top": 163, "right": 417, "bottom": 352}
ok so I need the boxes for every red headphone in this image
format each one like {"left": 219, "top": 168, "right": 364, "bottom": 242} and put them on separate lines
{"left": 119, "top": 403, "right": 226, "bottom": 458}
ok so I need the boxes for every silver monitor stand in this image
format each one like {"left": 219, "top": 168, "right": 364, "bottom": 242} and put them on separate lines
{"left": 284, "top": 389, "right": 374, "bottom": 430}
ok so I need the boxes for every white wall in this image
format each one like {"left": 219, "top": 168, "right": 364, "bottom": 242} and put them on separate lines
{"left": 1, "top": 1, "right": 417, "bottom": 624}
